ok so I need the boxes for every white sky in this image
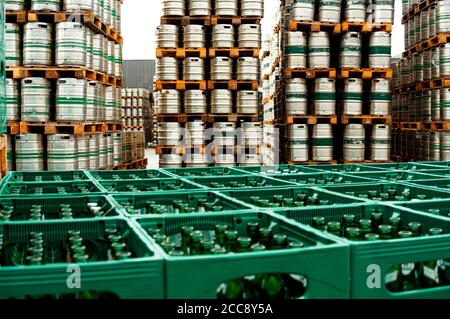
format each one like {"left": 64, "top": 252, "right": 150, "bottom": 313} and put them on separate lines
{"left": 121, "top": 0, "right": 404, "bottom": 60}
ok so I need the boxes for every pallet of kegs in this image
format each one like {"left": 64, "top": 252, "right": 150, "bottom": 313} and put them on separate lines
{"left": 160, "top": 0, "right": 264, "bottom": 18}
{"left": 343, "top": 124, "right": 392, "bottom": 162}
{"left": 121, "top": 88, "right": 151, "bottom": 132}
{"left": 286, "top": 0, "right": 394, "bottom": 24}
{"left": 121, "top": 131, "right": 146, "bottom": 164}
{"left": 5, "top": 0, "right": 121, "bottom": 32}
{"left": 9, "top": 132, "right": 121, "bottom": 172}
{"left": 6, "top": 77, "right": 122, "bottom": 123}
{"left": 5, "top": 21, "right": 123, "bottom": 79}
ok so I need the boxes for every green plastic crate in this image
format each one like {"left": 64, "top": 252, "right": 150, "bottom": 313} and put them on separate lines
{"left": 184, "top": 175, "right": 298, "bottom": 190}
{"left": 271, "top": 203, "right": 450, "bottom": 298}
{"left": 0, "top": 218, "right": 164, "bottom": 299}
{"left": 88, "top": 169, "right": 172, "bottom": 181}
{"left": 233, "top": 165, "right": 322, "bottom": 175}
{"left": 134, "top": 212, "right": 350, "bottom": 299}
{"left": 360, "top": 163, "right": 440, "bottom": 171}
{"left": 218, "top": 187, "right": 365, "bottom": 209}
{"left": 0, "top": 181, "right": 104, "bottom": 197}
{"left": 340, "top": 171, "right": 443, "bottom": 182}
{"left": 98, "top": 178, "right": 202, "bottom": 194}
{"left": 269, "top": 172, "right": 376, "bottom": 186}
{"left": 4, "top": 171, "right": 92, "bottom": 183}
{"left": 403, "top": 179, "right": 450, "bottom": 192}
{"left": 408, "top": 169, "right": 450, "bottom": 179}
{"left": 305, "top": 164, "right": 385, "bottom": 172}
{"left": 320, "top": 183, "right": 450, "bottom": 203}
{"left": 398, "top": 199, "right": 450, "bottom": 219}
{"left": 161, "top": 167, "right": 249, "bottom": 177}
{"left": 0, "top": 195, "right": 120, "bottom": 222}
{"left": 112, "top": 191, "right": 253, "bottom": 217}
{"left": 412, "top": 161, "right": 450, "bottom": 168}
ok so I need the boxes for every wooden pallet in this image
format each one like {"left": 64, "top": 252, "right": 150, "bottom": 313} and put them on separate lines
{"left": 341, "top": 115, "right": 393, "bottom": 125}
{"left": 339, "top": 68, "right": 393, "bottom": 79}
{"left": 6, "top": 10, "right": 27, "bottom": 23}
{"left": 207, "top": 80, "right": 259, "bottom": 90}
{"left": 341, "top": 160, "right": 394, "bottom": 164}
{"left": 428, "top": 77, "right": 450, "bottom": 89}
{"left": 287, "top": 160, "right": 338, "bottom": 165}
{"left": 156, "top": 48, "right": 207, "bottom": 58}
{"left": 208, "top": 114, "right": 259, "bottom": 122}
{"left": 106, "top": 122, "right": 123, "bottom": 132}
{"left": 6, "top": 66, "right": 119, "bottom": 87}
{"left": 393, "top": 83, "right": 420, "bottom": 95}
{"left": 399, "top": 122, "right": 422, "bottom": 130}
{"left": 0, "top": 135, "right": 6, "bottom": 178}
{"left": 392, "top": 155, "right": 403, "bottom": 162}
{"left": 117, "top": 158, "right": 148, "bottom": 170}
{"left": 284, "top": 68, "right": 337, "bottom": 79}
{"left": 280, "top": 115, "right": 338, "bottom": 125}
{"left": 160, "top": 16, "right": 210, "bottom": 26}
{"left": 17, "top": 122, "right": 106, "bottom": 135}
{"left": 260, "top": 50, "right": 270, "bottom": 62}
{"left": 27, "top": 10, "right": 122, "bottom": 44}
{"left": 402, "top": 0, "right": 435, "bottom": 23}
{"left": 7, "top": 122, "right": 20, "bottom": 135}
{"left": 288, "top": 21, "right": 341, "bottom": 33}
{"left": 156, "top": 113, "right": 209, "bottom": 123}
{"left": 209, "top": 48, "right": 260, "bottom": 58}
{"left": 155, "top": 80, "right": 207, "bottom": 91}
{"left": 341, "top": 22, "right": 393, "bottom": 33}
{"left": 392, "top": 122, "right": 401, "bottom": 129}
{"left": 156, "top": 146, "right": 185, "bottom": 155}
{"left": 213, "top": 146, "right": 262, "bottom": 156}
{"left": 210, "top": 16, "right": 262, "bottom": 25}
{"left": 421, "top": 121, "right": 450, "bottom": 131}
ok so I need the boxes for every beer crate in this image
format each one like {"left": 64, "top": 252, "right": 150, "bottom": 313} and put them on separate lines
{"left": 413, "top": 161, "right": 450, "bottom": 168}
{"left": 404, "top": 179, "right": 450, "bottom": 192}
{"left": 88, "top": 169, "right": 172, "bottom": 181}
{"left": 303, "top": 164, "right": 385, "bottom": 172}
{"left": 4, "top": 171, "right": 92, "bottom": 183}
{"left": 184, "top": 175, "right": 298, "bottom": 190}
{"left": 218, "top": 187, "right": 366, "bottom": 209}
{"left": 97, "top": 178, "right": 202, "bottom": 194}
{"left": 271, "top": 203, "right": 450, "bottom": 298}
{"left": 134, "top": 212, "right": 350, "bottom": 298}
{"left": 161, "top": 166, "right": 249, "bottom": 178}
{"left": 0, "top": 218, "right": 164, "bottom": 299}
{"left": 0, "top": 181, "right": 105, "bottom": 197}
{"left": 398, "top": 199, "right": 450, "bottom": 219}
{"left": 269, "top": 172, "right": 376, "bottom": 186}
{"left": 0, "top": 195, "right": 120, "bottom": 222}
{"left": 320, "top": 183, "right": 450, "bottom": 203}
{"left": 340, "top": 171, "right": 445, "bottom": 182}
{"left": 359, "top": 162, "right": 443, "bottom": 171}
{"left": 232, "top": 164, "right": 323, "bottom": 175}
{"left": 112, "top": 191, "right": 252, "bottom": 217}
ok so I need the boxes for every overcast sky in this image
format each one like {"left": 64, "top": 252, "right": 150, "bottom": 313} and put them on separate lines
{"left": 121, "top": 0, "right": 404, "bottom": 60}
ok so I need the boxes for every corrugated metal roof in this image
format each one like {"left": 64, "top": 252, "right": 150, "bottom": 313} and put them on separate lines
{"left": 123, "top": 60, "right": 155, "bottom": 90}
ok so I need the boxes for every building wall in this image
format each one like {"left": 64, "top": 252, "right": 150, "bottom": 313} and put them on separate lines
{"left": 123, "top": 60, "right": 155, "bottom": 90}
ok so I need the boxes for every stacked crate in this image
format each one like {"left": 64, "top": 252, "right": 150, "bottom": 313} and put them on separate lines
{"left": 392, "top": 0, "right": 450, "bottom": 162}
{"left": 5, "top": 0, "right": 124, "bottom": 172}
{"left": 155, "top": 0, "right": 264, "bottom": 168}
{"left": 120, "top": 87, "right": 149, "bottom": 167}
{"left": 268, "top": 0, "right": 394, "bottom": 165}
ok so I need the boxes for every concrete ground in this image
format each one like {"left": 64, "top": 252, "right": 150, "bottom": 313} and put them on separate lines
{"left": 145, "top": 148, "right": 159, "bottom": 169}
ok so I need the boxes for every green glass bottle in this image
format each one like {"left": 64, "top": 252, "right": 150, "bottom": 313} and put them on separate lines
{"left": 189, "top": 231, "right": 203, "bottom": 256}
{"left": 250, "top": 243, "right": 266, "bottom": 252}
{"left": 214, "top": 224, "right": 228, "bottom": 247}
{"left": 359, "top": 219, "right": 372, "bottom": 237}
{"left": 261, "top": 274, "right": 286, "bottom": 299}
{"left": 168, "top": 250, "right": 185, "bottom": 257}
{"left": 385, "top": 263, "right": 401, "bottom": 292}
{"left": 428, "top": 209, "right": 441, "bottom": 216}
{"left": 236, "top": 237, "right": 252, "bottom": 253}
{"left": 342, "top": 214, "right": 356, "bottom": 234}
{"left": 326, "top": 221, "right": 342, "bottom": 237}
{"left": 397, "top": 231, "right": 418, "bottom": 291}
{"left": 201, "top": 240, "right": 215, "bottom": 255}
{"left": 289, "top": 241, "right": 305, "bottom": 249}
{"left": 224, "top": 230, "right": 238, "bottom": 253}
{"left": 312, "top": 217, "right": 326, "bottom": 231}
{"left": 246, "top": 222, "right": 260, "bottom": 244}
{"left": 408, "top": 222, "right": 422, "bottom": 237}
{"left": 272, "top": 234, "right": 288, "bottom": 250}
{"left": 259, "top": 228, "right": 273, "bottom": 249}
{"left": 161, "top": 241, "right": 176, "bottom": 254}
{"left": 370, "top": 211, "right": 384, "bottom": 231}
{"left": 388, "top": 216, "right": 401, "bottom": 236}
{"left": 365, "top": 233, "right": 380, "bottom": 241}
{"left": 181, "top": 225, "right": 194, "bottom": 253}
{"left": 378, "top": 225, "right": 393, "bottom": 240}
{"left": 421, "top": 228, "right": 443, "bottom": 288}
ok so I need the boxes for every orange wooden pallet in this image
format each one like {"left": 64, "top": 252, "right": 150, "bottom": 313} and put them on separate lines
{"left": 280, "top": 115, "right": 338, "bottom": 125}
{"left": 18, "top": 122, "right": 106, "bottom": 135}
{"left": 287, "top": 160, "right": 338, "bottom": 165}
{"left": 422, "top": 121, "right": 450, "bottom": 131}
{"left": 7, "top": 122, "right": 20, "bottom": 135}
{"left": 155, "top": 80, "right": 207, "bottom": 91}
{"left": 341, "top": 160, "right": 394, "bottom": 164}
{"left": 260, "top": 50, "right": 270, "bottom": 62}
{"left": 288, "top": 21, "right": 341, "bottom": 33}
{"left": 0, "top": 135, "right": 6, "bottom": 177}
{"left": 117, "top": 158, "right": 148, "bottom": 170}
{"left": 209, "top": 48, "right": 260, "bottom": 58}
{"left": 208, "top": 114, "right": 259, "bottom": 123}
{"left": 6, "top": 10, "right": 27, "bottom": 23}
{"left": 106, "top": 122, "right": 123, "bottom": 132}
{"left": 284, "top": 68, "right": 337, "bottom": 79}
{"left": 207, "top": 80, "right": 259, "bottom": 91}
{"left": 160, "top": 16, "right": 210, "bottom": 26}
{"left": 156, "top": 48, "right": 207, "bottom": 59}
{"left": 428, "top": 77, "right": 450, "bottom": 89}
{"left": 341, "top": 22, "right": 392, "bottom": 33}
{"left": 210, "top": 15, "right": 261, "bottom": 25}
{"left": 399, "top": 122, "right": 422, "bottom": 130}
{"left": 341, "top": 115, "right": 393, "bottom": 125}
{"left": 339, "top": 68, "right": 393, "bottom": 79}
{"left": 157, "top": 113, "right": 209, "bottom": 123}
{"left": 156, "top": 146, "right": 185, "bottom": 155}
